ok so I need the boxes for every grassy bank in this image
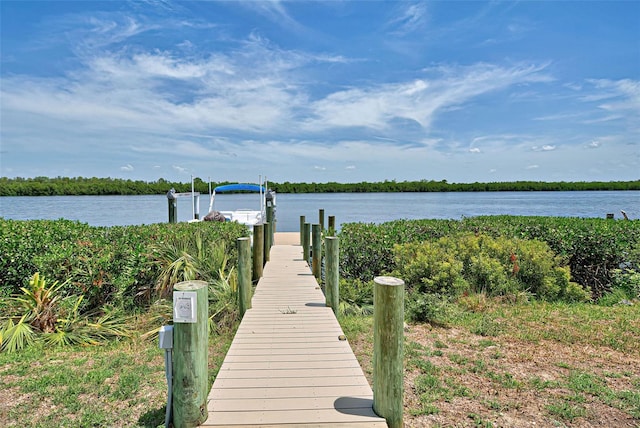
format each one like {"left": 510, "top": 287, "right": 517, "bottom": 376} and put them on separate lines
{"left": 0, "top": 328, "right": 236, "bottom": 427}
{"left": 343, "top": 299, "right": 640, "bottom": 427}
{"left": 2, "top": 300, "right": 637, "bottom": 427}
{"left": 1, "top": 216, "right": 638, "bottom": 426}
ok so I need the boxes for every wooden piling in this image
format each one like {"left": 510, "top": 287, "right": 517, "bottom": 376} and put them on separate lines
{"left": 252, "top": 224, "right": 264, "bottom": 282}
{"left": 373, "top": 276, "right": 405, "bottom": 428}
{"left": 328, "top": 215, "right": 336, "bottom": 236}
{"left": 302, "top": 222, "right": 311, "bottom": 265}
{"left": 168, "top": 190, "right": 177, "bottom": 223}
{"left": 266, "top": 205, "right": 275, "bottom": 235}
{"left": 325, "top": 236, "right": 339, "bottom": 314}
{"left": 264, "top": 222, "right": 272, "bottom": 263}
{"left": 299, "top": 215, "right": 306, "bottom": 245}
{"left": 237, "top": 237, "right": 251, "bottom": 318}
{"left": 319, "top": 209, "right": 325, "bottom": 231}
{"left": 172, "top": 280, "right": 209, "bottom": 428}
{"left": 312, "top": 224, "right": 322, "bottom": 280}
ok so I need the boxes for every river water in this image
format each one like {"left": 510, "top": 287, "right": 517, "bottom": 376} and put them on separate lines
{"left": 0, "top": 191, "right": 638, "bottom": 232}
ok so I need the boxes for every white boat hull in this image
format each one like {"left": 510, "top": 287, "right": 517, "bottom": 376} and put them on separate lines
{"left": 219, "top": 209, "right": 264, "bottom": 227}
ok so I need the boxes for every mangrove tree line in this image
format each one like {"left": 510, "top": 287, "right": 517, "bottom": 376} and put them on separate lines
{"left": 0, "top": 176, "right": 638, "bottom": 197}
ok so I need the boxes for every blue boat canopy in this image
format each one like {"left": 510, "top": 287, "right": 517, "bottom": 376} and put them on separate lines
{"left": 214, "top": 183, "right": 265, "bottom": 193}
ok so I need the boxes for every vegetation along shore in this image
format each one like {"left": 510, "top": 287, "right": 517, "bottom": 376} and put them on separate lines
{"left": 1, "top": 216, "right": 638, "bottom": 426}
{"left": 1, "top": 176, "right": 639, "bottom": 196}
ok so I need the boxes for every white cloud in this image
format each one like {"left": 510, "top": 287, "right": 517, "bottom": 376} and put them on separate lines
{"left": 172, "top": 165, "right": 188, "bottom": 174}
{"left": 531, "top": 145, "right": 556, "bottom": 152}
{"left": 238, "top": 1, "right": 303, "bottom": 32}
{"left": 587, "top": 140, "right": 601, "bottom": 149}
{"left": 587, "top": 78, "right": 640, "bottom": 111}
{"left": 2, "top": 4, "right": 637, "bottom": 183}
{"left": 305, "top": 62, "right": 551, "bottom": 132}
{"left": 526, "top": 164, "right": 539, "bottom": 169}
{"left": 387, "top": 3, "right": 429, "bottom": 35}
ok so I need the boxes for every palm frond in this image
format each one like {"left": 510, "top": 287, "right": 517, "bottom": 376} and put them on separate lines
{"left": 85, "top": 308, "right": 132, "bottom": 340}
{"left": 339, "top": 301, "right": 374, "bottom": 316}
{"left": 1, "top": 315, "right": 36, "bottom": 353}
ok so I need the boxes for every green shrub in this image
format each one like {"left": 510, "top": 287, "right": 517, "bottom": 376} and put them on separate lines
{"left": 338, "top": 279, "right": 374, "bottom": 316}
{"left": 600, "top": 268, "right": 640, "bottom": 305}
{"left": 338, "top": 220, "right": 459, "bottom": 281}
{"left": 406, "top": 293, "right": 451, "bottom": 325}
{"left": 0, "top": 219, "right": 248, "bottom": 312}
{"left": 394, "top": 242, "right": 468, "bottom": 295}
{"left": 338, "top": 216, "right": 640, "bottom": 298}
{"left": 393, "top": 234, "right": 589, "bottom": 303}
{"left": 462, "top": 216, "right": 640, "bottom": 299}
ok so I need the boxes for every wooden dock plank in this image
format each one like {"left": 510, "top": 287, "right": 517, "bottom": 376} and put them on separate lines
{"left": 201, "top": 243, "right": 386, "bottom": 427}
{"left": 208, "top": 396, "right": 376, "bottom": 412}
{"left": 211, "top": 376, "right": 371, "bottom": 389}
{"left": 201, "top": 408, "right": 384, "bottom": 426}
{"left": 209, "top": 385, "right": 375, "bottom": 400}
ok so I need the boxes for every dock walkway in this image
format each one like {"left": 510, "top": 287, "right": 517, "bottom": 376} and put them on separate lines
{"left": 201, "top": 233, "right": 387, "bottom": 427}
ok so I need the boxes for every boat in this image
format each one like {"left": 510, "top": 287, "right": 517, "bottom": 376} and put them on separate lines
{"left": 204, "top": 182, "right": 275, "bottom": 229}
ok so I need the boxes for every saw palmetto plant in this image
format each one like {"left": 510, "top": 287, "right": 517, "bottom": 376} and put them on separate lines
{"left": 1, "top": 273, "right": 130, "bottom": 353}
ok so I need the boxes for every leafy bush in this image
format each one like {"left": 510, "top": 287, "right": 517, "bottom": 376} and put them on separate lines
{"left": 393, "top": 242, "right": 467, "bottom": 295}
{"left": 338, "top": 279, "right": 374, "bottom": 316}
{"left": 392, "top": 234, "right": 590, "bottom": 303}
{"left": 152, "top": 230, "right": 232, "bottom": 298}
{"left": 0, "top": 219, "right": 248, "bottom": 312}
{"left": 461, "top": 216, "right": 640, "bottom": 299}
{"left": 601, "top": 269, "right": 640, "bottom": 305}
{"left": 338, "top": 220, "right": 459, "bottom": 281}
{"left": 406, "top": 293, "right": 451, "bottom": 325}
{"left": 338, "top": 216, "right": 640, "bottom": 299}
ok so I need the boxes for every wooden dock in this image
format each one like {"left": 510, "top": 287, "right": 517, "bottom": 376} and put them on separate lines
{"left": 201, "top": 233, "right": 387, "bottom": 427}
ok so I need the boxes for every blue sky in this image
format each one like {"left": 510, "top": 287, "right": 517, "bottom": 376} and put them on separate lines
{"left": 1, "top": 1, "right": 638, "bottom": 184}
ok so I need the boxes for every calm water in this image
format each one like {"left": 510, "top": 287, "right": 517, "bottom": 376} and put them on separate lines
{"left": 1, "top": 191, "right": 638, "bottom": 232}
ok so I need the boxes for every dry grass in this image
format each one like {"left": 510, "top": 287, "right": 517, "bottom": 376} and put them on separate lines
{"left": 344, "top": 299, "right": 640, "bottom": 428}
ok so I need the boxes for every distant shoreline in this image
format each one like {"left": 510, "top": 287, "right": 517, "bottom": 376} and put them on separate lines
{"left": 1, "top": 176, "right": 638, "bottom": 197}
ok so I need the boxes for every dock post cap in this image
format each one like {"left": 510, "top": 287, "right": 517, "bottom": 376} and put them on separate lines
{"left": 174, "top": 280, "right": 208, "bottom": 291}
{"left": 374, "top": 276, "right": 405, "bottom": 287}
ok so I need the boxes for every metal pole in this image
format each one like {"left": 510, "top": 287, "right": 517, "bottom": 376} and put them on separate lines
{"left": 193, "top": 194, "right": 200, "bottom": 220}
{"left": 191, "top": 175, "right": 195, "bottom": 220}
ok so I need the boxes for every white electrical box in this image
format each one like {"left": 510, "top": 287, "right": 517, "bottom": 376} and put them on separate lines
{"left": 158, "top": 325, "right": 173, "bottom": 349}
{"left": 173, "top": 291, "right": 197, "bottom": 323}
